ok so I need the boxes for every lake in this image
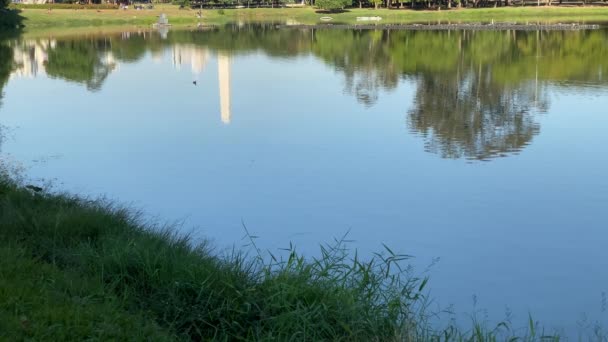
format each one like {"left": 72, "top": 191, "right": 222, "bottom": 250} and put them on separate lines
{"left": 1, "top": 25, "right": 607, "bottom": 336}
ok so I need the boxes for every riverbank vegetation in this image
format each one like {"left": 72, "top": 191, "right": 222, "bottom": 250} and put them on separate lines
{"left": 0, "top": 176, "right": 413, "bottom": 340}
{"left": 0, "top": 175, "right": 568, "bottom": 340}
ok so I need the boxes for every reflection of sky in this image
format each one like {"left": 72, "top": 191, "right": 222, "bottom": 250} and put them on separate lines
{"left": 1, "top": 47, "right": 608, "bottom": 336}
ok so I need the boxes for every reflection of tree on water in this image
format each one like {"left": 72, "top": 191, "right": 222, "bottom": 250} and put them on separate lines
{"left": 312, "top": 29, "right": 399, "bottom": 107}
{"left": 45, "top": 39, "right": 116, "bottom": 91}
{"left": 400, "top": 31, "right": 554, "bottom": 160}
{"left": 0, "top": 13, "right": 22, "bottom": 112}
{"left": 307, "top": 29, "right": 607, "bottom": 161}
{"left": 342, "top": 66, "right": 399, "bottom": 107}
{"left": 0, "top": 34, "right": 14, "bottom": 105}
{"left": 5, "top": 28, "right": 608, "bottom": 161}
{"left": 0, "top": 42, "right": 12, "bottom": 109}
{"left": 0, "top": 36, "right": 14, "bottom": 168}
{"left": 307, "top": 29, "right": 558, "bottom": 160}
{"left": 10, "top": 39, "right": 51, "bottom": 79}
{"left": 408, "top": 68, "right": 546, "bottom": 160}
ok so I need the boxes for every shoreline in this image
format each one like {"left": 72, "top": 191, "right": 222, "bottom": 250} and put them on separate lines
{"left": 0, "top": 177, "right": 565, "bottom": 340}
{"left": 6, "top": 5, "right": 608, "bottom": 33}
{"left": 14, "top": 20, "right": 602, "bottom": 40}
{"left": 278, "top": 22, "right": 602, "bottom": 29}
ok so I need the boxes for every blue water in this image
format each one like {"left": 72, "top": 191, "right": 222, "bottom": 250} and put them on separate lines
{"left": 1, "top": 28, "right": 607, "bottom": 336}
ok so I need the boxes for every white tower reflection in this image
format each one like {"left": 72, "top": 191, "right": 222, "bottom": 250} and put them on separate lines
{"left": 171, "top": 47, "right": 231, "bottom": 125}
{"left": 218, "top": 53, "right": 231, "bottom": 125}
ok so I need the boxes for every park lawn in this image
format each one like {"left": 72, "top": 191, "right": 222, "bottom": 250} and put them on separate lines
{"left": 11, "top": 4, "right": 608, "bottom": 33}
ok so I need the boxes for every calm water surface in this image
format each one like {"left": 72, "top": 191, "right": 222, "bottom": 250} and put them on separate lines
{"left": 1, "top": 26, "right": 607, "bottom": 334}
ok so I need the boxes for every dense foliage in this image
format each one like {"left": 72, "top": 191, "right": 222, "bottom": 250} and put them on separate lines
{"left": 315, "top": 0, "right": 352, "bottom": 11}
{"left": 0, "top": 3, "right": 23, "bottom": 29}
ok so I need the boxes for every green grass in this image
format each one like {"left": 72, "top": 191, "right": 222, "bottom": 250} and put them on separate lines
{"left": 0, "top": 174, "right": 570, "bottom": 341}
{"left": 10, "top": 4, "right": 608, "bottom": 33}
{"left": 0, "top": 246, "right": 175, "bottom": 340}
{"left": 0, "top": 177, "right": 426, "bottom": 340}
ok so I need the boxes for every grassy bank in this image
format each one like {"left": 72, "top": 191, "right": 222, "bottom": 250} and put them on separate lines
{"left": 0, "top": 177, "right": 426, "bottom": 340}
{"left": 8, "top": 4, "right": 608, "bottom": 32}
{"left": 0, "top": 177, "right": 563, "bottom": 341}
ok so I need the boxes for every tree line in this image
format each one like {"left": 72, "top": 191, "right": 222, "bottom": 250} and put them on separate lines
{"left": 6, "top": 27, "right": 608, "bottom": 159}
{"left": 47, "top": 0, "right": 606, "bottom": 10}
{"left": 182, "top": 0, "right": 606, "bottom": 11}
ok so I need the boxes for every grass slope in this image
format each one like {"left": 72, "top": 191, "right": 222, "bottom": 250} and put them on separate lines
{"left": 0, "top": 246, "right": 174, "bottom": 340}
{"left": 0, "top": 178, "right": 427, "bottom": 341}
{"left": 0, "top": 177, "right": 566, "bottom": 341}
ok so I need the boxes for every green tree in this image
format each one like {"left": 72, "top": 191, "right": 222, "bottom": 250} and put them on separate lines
{"left": 0, "top": 40, "right": 12, "bottom": 109}
{"left": 315, "top": 0, "right": 351, "bottom": 11}
{"left": 1, "top": 0, "right": 10, "bottom": 9}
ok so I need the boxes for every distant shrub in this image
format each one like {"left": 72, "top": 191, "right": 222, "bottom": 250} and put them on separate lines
{"left": 316, "top": 0, "right": 351, "bottom": 11}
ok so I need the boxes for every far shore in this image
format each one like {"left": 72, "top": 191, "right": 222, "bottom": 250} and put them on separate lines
{"left": 6, "top": 4, "right": 608, "bottom": 33}
{"left": 278, "top": 21, "right": 601, "bottom": 29}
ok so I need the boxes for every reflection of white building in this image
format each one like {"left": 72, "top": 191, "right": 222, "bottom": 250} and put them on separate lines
{"left": 171, "top": 45, "right": 210, "bottom": 75}
{"left": 170, "top": 46, "right": 231, "bottom": 125}
{"left": 102, "top": 51, "right": 117, "bottom": 68}
{"left": 10, "top": 39, "right": 54, "bottom": 79}
{"left": 12, "top": 39, "right": 233, "bottom": 125}
{"left": 152, "top": 50, "right": 164, "bottom": 64}
{"left": 10, "top": 39, "right": 118, "bottom": 80}
{"left": 218, "top": 54, "right": 231, "bottom": 125}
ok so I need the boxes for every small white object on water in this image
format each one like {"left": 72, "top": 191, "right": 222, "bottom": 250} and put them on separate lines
{"left": 320, "top": 17, "right": 333, "bottom": 21}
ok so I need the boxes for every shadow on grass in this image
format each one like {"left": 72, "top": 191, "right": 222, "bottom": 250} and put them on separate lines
{"left": 315, "top": 9, "right": 351, "bottom": 13}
